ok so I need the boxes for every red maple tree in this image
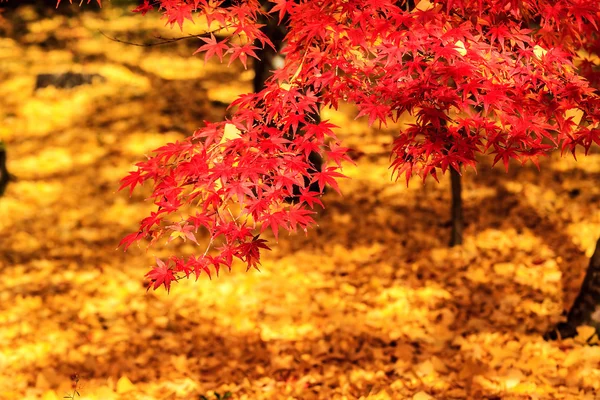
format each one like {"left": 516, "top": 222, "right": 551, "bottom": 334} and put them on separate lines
{"left": 68, "top": 0, "right": 600, "bottom": 337}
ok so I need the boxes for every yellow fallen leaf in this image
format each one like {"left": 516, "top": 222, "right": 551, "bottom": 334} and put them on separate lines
{"left": 415, "top": 0, "right": 433, "bottom": 11}
{"left": 533, "top": 45, "right": 547, "bottom": 60}
{"left": 564, "top": 348, "right": 583, "bottom": 367}
{"left": 512, "top": 381, "right": 538, "bottom": 394}
{"left": 455, "top": 40, "right": 467, "bottom": 56}
{"left": 415, "top": 360, "right": 435, "bottom": 378}
{"left": 116, "top": 376, "right": 136, "bottom": 394}
{"left": 42, "top": 390, "right": 60, "bottom": 400}
{"left": 502, "top": 368, "right": 524, "bottom": 390}
{"left": 430, "top": 356, "right": 448, "bottom": 374}
{"left": 91, "top": 386, "right": 118, "bottom": 400}
{"left": 565, "top": 108, "right": 584, "bottom": 126}
{"left": 35, "top": 372, "right": 52, "bottom": 390}
{"left": 576, "top": 49, "right": 600, "bottom": 65}
{"left": 413, "top": 391, "right": 435, "bottom": 400}
{"left": 171, "top": 354, "right": 189, "bottom": 373}
{"left": 340, "top": 282, "right": 357, "bottom": 295}
{"left": 220, "top": 123, "right": 242, "bottom": 145}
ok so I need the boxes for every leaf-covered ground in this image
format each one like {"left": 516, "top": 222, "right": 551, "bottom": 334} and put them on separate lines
{"left": 1, "top": 5, "right": 600, "bottom": 400}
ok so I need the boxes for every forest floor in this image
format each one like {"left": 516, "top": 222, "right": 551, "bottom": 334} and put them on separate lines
{"left": 1, "top": 4, "right": 600, "bottom": 400}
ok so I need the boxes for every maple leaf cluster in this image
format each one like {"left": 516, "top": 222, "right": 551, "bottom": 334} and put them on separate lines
{"left": 116, "top": 0, "right": 600, "bottom": 292}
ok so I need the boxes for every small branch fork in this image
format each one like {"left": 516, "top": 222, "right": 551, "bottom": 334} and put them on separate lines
{"left": 98, "top": 30, "right": 201, "bottom": 47}
{"left": 97, "top": 23, "right": 234, "bottom": 47}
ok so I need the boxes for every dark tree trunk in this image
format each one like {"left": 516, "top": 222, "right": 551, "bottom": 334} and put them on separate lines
{"left": 253, "top": 4, "right": 323, "bottom": 200}
{"left": 0, "top": 143, "right": 10, "bottom": 196}
{"left": 252, "top": 3, "right": 286, "bottom": 93}
{"left": 449, "top": 167, "right": 463, "bottom": 247}
{"left": 545, "top": 238, "right": 600, "bottom": 340}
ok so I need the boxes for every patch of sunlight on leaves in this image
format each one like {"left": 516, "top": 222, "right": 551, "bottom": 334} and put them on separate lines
{"left": 144, "top": 378, "right": 203, "bottom": 400}
{"left": 3, "top": 333, "right": 73, "bottom": 370}
{"left": 551, "top": 154, "right": 600, "bottom": 173}
{"left": 0, "top": 181, "right": 63, "bottom": 229}
{"left": 367, "top": 391, "right": 393, "bottom": 400}
{"left": 76, "top": 39, "right": 144, "bottom": 66}
{"left": 94, "top": 64, "right": 150, "bottom": 89}
{"left": 334, "top": 242, "right": 384, "bottom": 262}
{"left": 0, "top": 76, "right": 33, "bottom": 107}
{"left": 25, "top": 47, "right": 74, "bottom": 68}
{"left": 101, "top": 197, "right": 156, "bottom": 229}
{"left": 367, "top": 288, "right": 442, "bottom": 342}
{"left": 415, "top": 286, "right": 452, "bottom": 306}
{"left": 473, "top": 228, "right": 546, "bottom": 253}
{"left": 21, "top": 141, "right": 105, "bottom": 178}
{"left": 564, "top": 345, "right": 600, "bottom": 368}
{"left": 7, "top": 231, "right": 42, "bottom": 253}
{"left": 0, "top": 37, "right": 20, "bottom": 55}
{"left": 13, "top": 4, "right": 37, "bottom": 20}
{"left": 378, "top": 168, "right": 432, "bottom": 197}
{"left": 19, "top": 79, "right": 142, "bottom": 137}
{"left": 574, "top": 325, "right": 598, "bottom": 345}
{"left": 474, "top": 229, "right": 512, "bottom": 250}
{"left": 168, "top": 252, "right": 328, "bottom": 334}
{"left": 450, "top": 332, "right": 600, "bottom": 394}
{"left": 504, "top": 180, "right": 525, "bottom": 194}
{"left": 357, "top": 141, "right": 389, "bottom": 156}
{"left": 567, "top": 222, "right": 600, "bottom": 256}
{"left": 576, "top": 49, "right": 600, "bottom": 65}
{"left": 80, "top": 385, "right": 119, "bottom": 400}
{"left": 206, "top": 82, "right": 252, "bottom": 104}
{"left": 413, "top": 360, "right": 453, "bottom": 391}
{"left": 97, "top": 160, "right": 132, "bottom": 186}
{"left": 520, "top": 299, "right": 557, "bottom": 316}
{"left": 260, "top": 322, "right": 319, "bottom": 341}
{"left": 373, "top": 286, "right": 411, "bottom": 306}
{"left": 322, "top": 104, "right": 368, "bottom": 137}
{"left": 182, "top": 59, "right": 252, "bottom": 87}
{"left": 12, "top": 147, "right": 72, "bottom": 178}
{"left": 26, "top": 16, "right": 66, "bottom": 35}
{"left": 515, "top": 259, "right": 561, "bottom": 293}
{"left": 0, "top": 201, "right": 29, "bottom": 230}
{"left": 40, "top": 391, "right": 62, "bottom": 400}
{"left": 0, "top": 39, "right": 25, "bottom": 75}
{"left": 140, "top": 55, "right": 208, "bottom": 80}
{"left": 82, "top": 9, "right": 158, "bottom": 32}
{"left": 79, "top": 287, "right": 135, "bottom": 321}
{"left": 348, "top": 368, "right": 387, "bottom": 391}
{"left": 344, "top": 158, "right": 393, "bottom": 182}
{"left": 120, "top": 132, "right": 184, "bottom": 156}
{"left": 116, "top": 376, "right": 136, "bottom": 393}
{"left": 465, "top": 185, "right": 497, "bottom": 201}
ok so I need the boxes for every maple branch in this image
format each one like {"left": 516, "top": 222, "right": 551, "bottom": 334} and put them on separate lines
{"left": 203, "top": 237, "right": 214, "bottom": 258}
{"left": 97, "top": 23, "right": 235, "bottom": 47}
{"left": 98, "top": 30, "right": 200, "bottom": 47}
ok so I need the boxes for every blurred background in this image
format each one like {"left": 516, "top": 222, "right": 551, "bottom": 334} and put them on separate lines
{"left": 1, "top": 2, "right": 600, "bottom": 399}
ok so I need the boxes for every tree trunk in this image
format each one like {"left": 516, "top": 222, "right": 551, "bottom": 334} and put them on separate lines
{"left": 449, "top": 167, "right": 463, "bottom": 247}
{"left": 252, "top": 5, "right": 323, "bottom": 199}
{"left": 0, "top": 143, "right": 10, "bottom": 196}
{"left": 545, "top": 237, "right": 600, "bottom": 340}
{"left": 252, "top": 3, "right": 286, "bottom": 93}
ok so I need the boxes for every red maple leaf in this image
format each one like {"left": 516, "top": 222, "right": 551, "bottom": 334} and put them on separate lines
{"left": 146, "top": 259, "right": 177, "bottom": 293}
{"left": 194, "top": 33, "right": 229, "bottom": 62}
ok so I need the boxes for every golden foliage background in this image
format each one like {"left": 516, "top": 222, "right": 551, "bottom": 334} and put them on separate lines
{"left": 1, "top": 4, "right": 600, "bottom": 399}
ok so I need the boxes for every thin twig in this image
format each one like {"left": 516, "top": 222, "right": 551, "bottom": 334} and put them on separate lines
{"left": 97, "top": 23, "right": 235, "bottom": 47}
{"left": 98, "top": 30, "right": 200, "bottom": 47}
